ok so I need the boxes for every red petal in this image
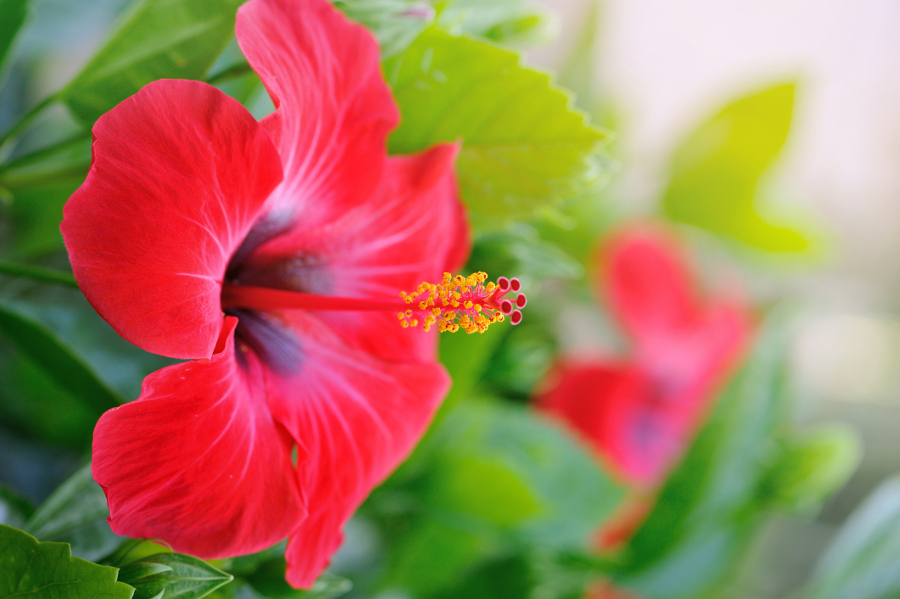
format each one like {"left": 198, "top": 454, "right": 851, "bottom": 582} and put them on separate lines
{"left": 603, "top": 228, "right": 700, "bottom": 346}
{"left": 262, "top": 312, "right": 449, "bottom": 587}
{"left": 62, "top": 80, "right": 282, "bottom": 359}
{"left": 236, "top": 0, "right": 399, "bottom": 224}
{"left": 92, "top": 317, "right": 306, "bottom": 558}
{"left": 237, "top": 144, "right": 469, "bottom": 363}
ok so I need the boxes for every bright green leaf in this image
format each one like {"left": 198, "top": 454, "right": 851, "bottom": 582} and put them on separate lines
{"left": 0, "top": 524, "right": 134, "bottom": 599}
{"left": 759, "top": 424, "right": 861, "bottom": 513}
{"left": 0, "top": 302, "right": 124, "bottom": 414}
{"left": 663, "top": 83, "right": 815, "bottom": 252}
{"left": 60, "top": 0, "right": 242, "bottom": 127}
{"left": 0, "top": 0, "right": 29, "bottom": 84}
{"left": 615, "top": 316, "right": 791, "bottom": 599}
{"left": 385, "top": 28, "right": 609, "bottom": 229}
{"left": 796, "top": 476, "right": 900, "bottom": 599}
{"left": 118, "top": 554, "right": 232, "bottom": 599}
{"left": 25, "top": 463, "right": 122, "bottom": 562}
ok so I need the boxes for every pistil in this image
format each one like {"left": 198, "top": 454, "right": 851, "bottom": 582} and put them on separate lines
{"left": 221, "top": 272, "right": 527, "bottom": 334}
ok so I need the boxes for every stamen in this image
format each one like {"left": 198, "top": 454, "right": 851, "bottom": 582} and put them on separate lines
{"left": 221, "top": 272, "right": 527, "bottom": 334}
{"left": 398, "top": 272, "right": 528, "bottom": 334}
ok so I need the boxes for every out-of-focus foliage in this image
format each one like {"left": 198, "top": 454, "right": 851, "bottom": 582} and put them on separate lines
{"left": 385, "top": 28, "right": 609, "bottom": 229}
{"left": 61, "top": 0, "right": 242, "bottom": 127}
{"left": 663, "top": 83, "right": 815, "bottom": 253}
{"left": 0, "top": 0, "right": 29, "bottom": 85}
{"left": 795, "top": 476, "right": 900, "bottom": 599}
{"left": 612, "top": 315, "right": 856, "bottom": 599}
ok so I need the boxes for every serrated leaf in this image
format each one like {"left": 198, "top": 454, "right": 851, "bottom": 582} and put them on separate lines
{"left": 662, "top": 82, "right": 814, "bottom": 252}
{"left": 796, "top": 476, "right": 900, "bottom": 599}
{"left": 385, "top": 28, "right": 609, "bottom": 229}
{"left": 25, "top": 463, "right": 122, "bottom": 562}
{"left": 119, "top": 554, "right": 232, "bottom": 599}
{"left": 0, "top": 0, "right": 28, "bottom": 85}
{"left": 614, "top": 316, "right": 791, "bottom": 599}
{"left": 0, "top": 524, "right": 134, "bottom": 599}
{"left": 60, "top": 0, "right": 242, "bottom": 127}
{"left": 0, "top": 302, "right": 124, "bottom": 414}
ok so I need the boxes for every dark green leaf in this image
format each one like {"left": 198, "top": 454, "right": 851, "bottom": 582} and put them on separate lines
{"left": 0, "top": 0, "right": 28, "bottom": 83}
{"left": 25, "top": 463, "right": 122, "bottom": 562}
{"left": 0, "top": 486, "right": 34, "bottom": 529}
{"left": 60, "top": 0, "right": 242, "bottom": 127}
{"left": 0, "top": 524, "right": 134, "bottom": 599}
{"left": 0, "top": 302, "right": 124, "bottom": 414}
{"left": 614, "top": 317, "right": 791, "bottom": 599}
{"left": 662, "top": 82, "right": 815, "bottom": 252}
{"left": 246, "top": 561, "right": 350, "bottom": 599}
{"left": 431, "top": 554, "right": 535, "bottom": 599}
{"left": 119, "top": 553, "right": 232, "bottom": 599}
{"left": 796, "top": 475, "right": 900, "bottom": 599}
{"left": 385, "top": 28, "right": 609, "bottom": 229}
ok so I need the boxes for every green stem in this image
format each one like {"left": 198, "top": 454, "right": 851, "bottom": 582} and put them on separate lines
{"left": 0, "top": 95, "right": 58, "bottom": 148}
{"left": 0, "top": 261, "right": 79, "bottom": 288}
{"left": 206, "top": 61, "right": 253, "bottom": 86}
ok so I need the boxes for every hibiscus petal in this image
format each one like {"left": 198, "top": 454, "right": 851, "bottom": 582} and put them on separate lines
{"left": 92, "top": 317, "right": 306, "bottom": 558}
{"left": 234, "top": 144, "right": 469, "bottom": 363}
{"left": 62, "top": 80, "right": 282, "bottom": 359}
{"left": 603, "top": 228, "right": 700, "bottom": 346}
{"left": 262, "top": 312, "right": 450, "bottom": 587}
{"left": 236, "top": 0, "right": 399, "bottom": 226}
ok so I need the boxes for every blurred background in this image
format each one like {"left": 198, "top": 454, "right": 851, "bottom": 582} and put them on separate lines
{"left": 523, "top": 0, "right": 900, "bottom": 595}
{"left": 2, "top": 0, "right": 900, "bottom": 598}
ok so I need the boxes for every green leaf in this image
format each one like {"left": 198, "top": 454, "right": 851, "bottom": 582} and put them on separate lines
{"left": 0, "top": 486, "right": 34, "bottom": 529}
{"left": 334, "top": 0, "right": 435, "bottom": 59}
{"left": 0, "top": 0, "right": 29, "bottom": 83}
{"left": 796, "top": 476, "right": 900, "bottom": 599}
{"left": 60, "top": 0, "right": 242, "bottom": 127}
{"left": 0, "top": 302, "right": 124, "bottom": 415}
{"left": 384, "top": 28, "right": 609, "bottom": 229}
{"left": 246, "top": 561, "right": 350, "bottom": 599}
{"left": 467, "top": 226, "right": 584, "bottom": 283}
{"left": 662, "top": 82, "right": 814, "bottom": 253}
{"left": 614, "top": 316, "right": 791, "bottom": 599}
{"left": 378, "top": 400, "right": 624, "bottom": 595}
{"left": 435, "top": 0, "right": 550, "bottom": 45}
{"left": 25, "top": 463, "right": 122, "bottom": 562}
{"left": 758, "top": 424, "right": 861, "bottom": 513}
{"left": 0, "top": 524, "right": 134, "bottom": 599}
{"left": 118, "top": 554, "right": 232, "bottom": 599}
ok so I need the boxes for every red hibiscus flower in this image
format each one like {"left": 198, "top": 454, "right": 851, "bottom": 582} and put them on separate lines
{"left": 57, "top": 0, "right": 522, "bottom": 587}
{"left": 535, "top": 226, "right": 751, "bottom": 490}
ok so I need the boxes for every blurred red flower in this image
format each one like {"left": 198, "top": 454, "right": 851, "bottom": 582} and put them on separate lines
{"left": 535, "top": 226, "right": 751, "bottom": 495}
{"left": 61, "top": 0, "right": 468, "bottom": 587}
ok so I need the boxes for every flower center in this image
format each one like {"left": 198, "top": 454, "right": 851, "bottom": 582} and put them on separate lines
{"left": 221, "top": 272, "right": 527, "bottom": 334}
